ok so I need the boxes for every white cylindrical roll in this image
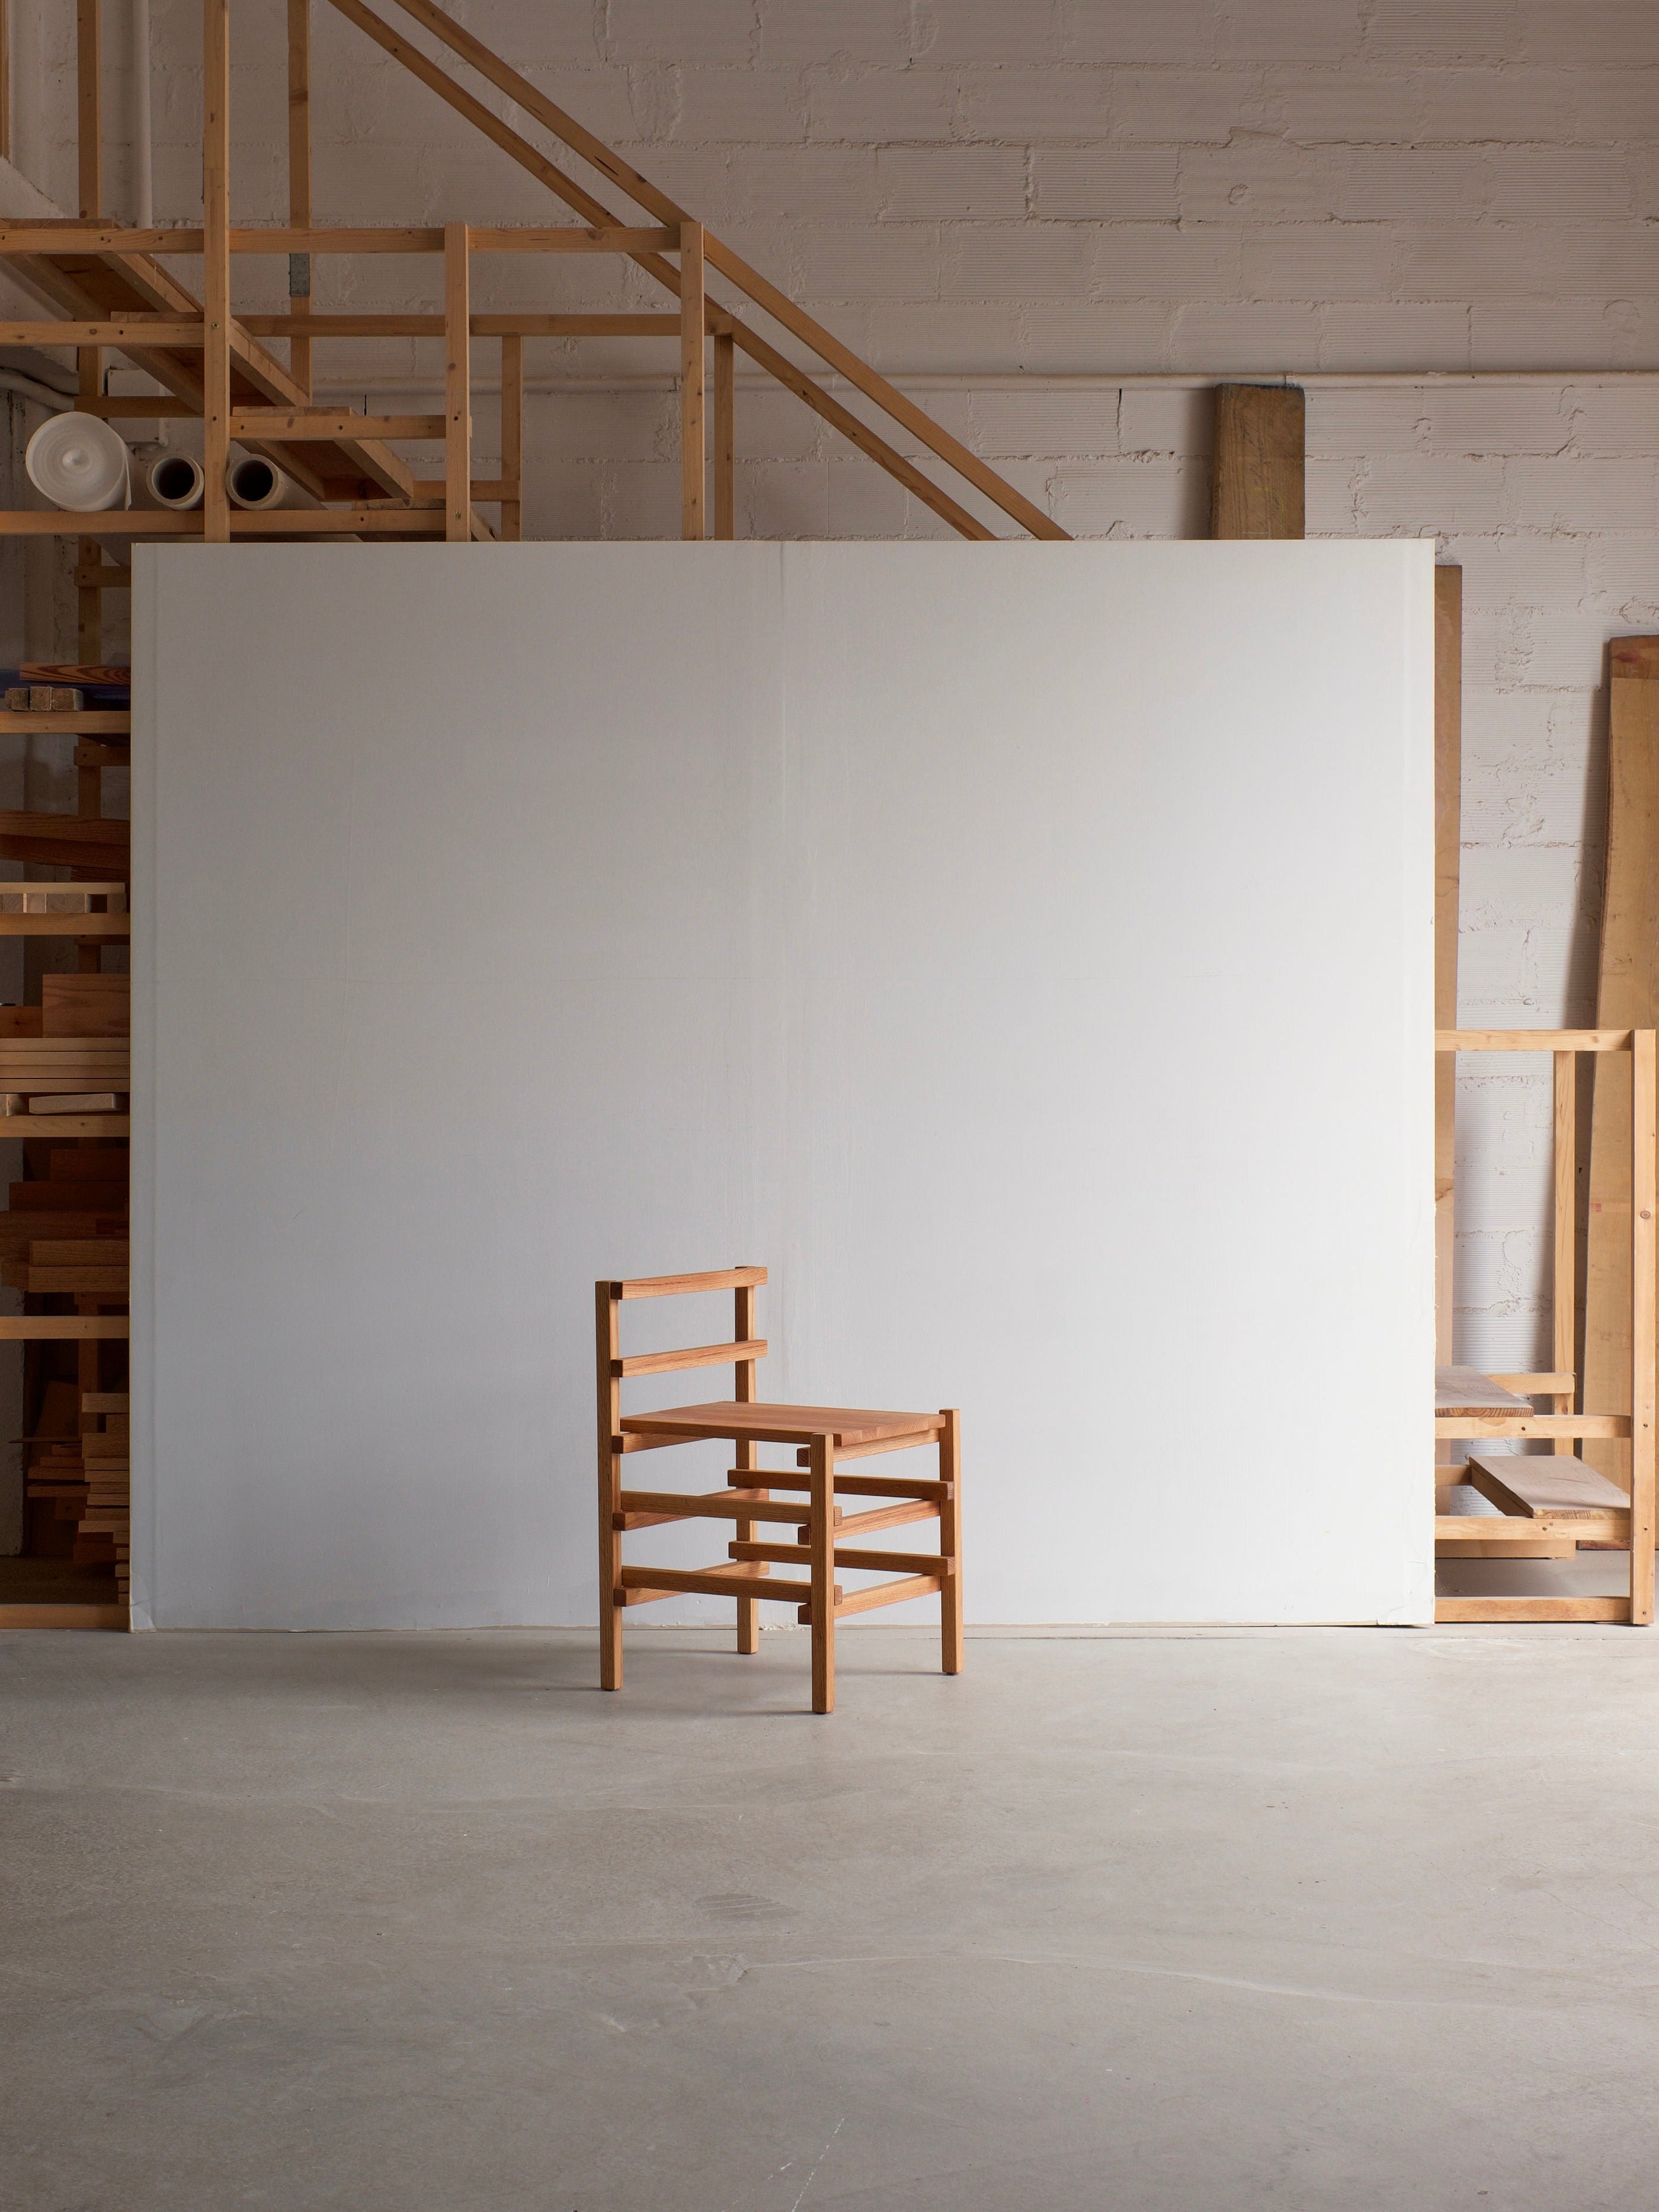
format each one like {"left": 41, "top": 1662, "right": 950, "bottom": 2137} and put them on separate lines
{"left": 226, "top": 455, "right": 318, "bottom": 511}
{"left": 144, "top": 453, "right": 206, "bottom": 510}
{"left": 24, "top": 413, "right": 132, "bottom": 512}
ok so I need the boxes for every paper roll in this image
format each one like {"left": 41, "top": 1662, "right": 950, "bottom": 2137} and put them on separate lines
{"left": 144, "top": 453, "right": 206, "bottom": 510}
{"left": 226, "top": 455, "right": 318, "bottom": 511}
{"left": 24, "top": 413, "right": 132, "bottom": 512}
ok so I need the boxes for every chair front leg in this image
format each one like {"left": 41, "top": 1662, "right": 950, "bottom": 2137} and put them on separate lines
{"left": 809, "top": 1430, "right": 835, "bottom": 1714}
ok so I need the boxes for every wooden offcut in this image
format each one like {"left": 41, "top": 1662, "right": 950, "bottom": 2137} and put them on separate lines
{"left": 1210, "top": 385, "right": 1305, "bottom": 539}
{"left": 1583, "top": 638, "right": 1659, "bottom": 1490}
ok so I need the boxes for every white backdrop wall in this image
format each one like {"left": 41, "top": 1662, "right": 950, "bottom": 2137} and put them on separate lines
{"left": 131, "top": 540, "right": 1433, "bottom": 1631}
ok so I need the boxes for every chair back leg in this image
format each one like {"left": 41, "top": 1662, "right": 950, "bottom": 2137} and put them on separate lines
{"left": 809, "top": 1432, "right": 836, "bottom": 1713}
{"left": 939, "top": 1407, "right": 963, "bottom": 1675}
{"left": 734, "top": 1276, "right": 762, "bottom": 1654}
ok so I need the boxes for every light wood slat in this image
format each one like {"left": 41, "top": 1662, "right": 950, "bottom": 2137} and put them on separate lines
{"left": 0, "top": 319, "right": 204, "bottom": 342}
{"left": 616, "top": 1266, "right": 766, "bottom": 1299}
{"left": 1491, "top": 1372, "right": 1574, "bottom": 1392}
{"left": 0, "top": 712, "right": 129, "bottom": 735}
{"left": 732, "top": 1541, "right": 949, "bottom": 1574}
{"left": 0, "top": 1115, "right": 129, "bottom": 1135}
{"left": 0, "top": 1317, "right": 129, "bottom": 1339}
{"left": 619, "top": 1564, "right": 824, "bottom": 1606}
{"left": 229, "top": 412, "right": 446, "bottom": 438}
{"left": 824, "top": 1574, "right": 944, "bottom": 1619}
{"left": 1437, "top": 1414, "right": 1630, "bottom": 1439}
{"left": 0, "top": 1604, "right": 126, "bottom": 1629}
{"left": 0, "top": 915, "right": 129, "bottom": 936}
{"left": 1439, "top": 1029, "right": 1634, "bottom": 1053}
{"left": 832, "top": 1499, "right": 940, "bottom": 1539}
{"left": 1433, "top": 1519, "right": 1582, "bottom": 1554}
{"left": 730, "top": 1469, "right": 947, "bottom": 1502}
{"left": 616, "top": 1488, "right": 811, "bottom": 1526}
{"left": 614, "top": 1338, "right": 766, "bottom": 1379}
{"left": 1434, "top": 1596, "right": 1631, "bottom": 1623}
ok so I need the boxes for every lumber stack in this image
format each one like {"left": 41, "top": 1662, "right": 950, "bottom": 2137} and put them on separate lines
{"left": 0, "top": 688, "right": 131, "bottom": 1621}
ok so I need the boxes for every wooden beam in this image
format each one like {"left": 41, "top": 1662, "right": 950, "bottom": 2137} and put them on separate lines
{"left": 444, "top": 223, "right": 470, "bottom": 542}
{"left": 680, "top": 221, "right": 704, "bottom": 540}
{"left": 1211, "top": 385, "right": 1305, "bottom": 539}
{"left": 713, "top": 329, "right": 734, "bottom": 541}
{"left": 499, "top": 334, "right": 521, "bottom": 542}
{"left": 1434, "top": 566, "right": 1462, "bottom": 1374}
{"left": 288, "top": 0, "right": 312, "bottom": 396}
{"left": 1583, "top": 639, "right": 1659, "bottom": 1491}
{"left": 77, "top": 0, "right": 101, "bottom": 217}
{"left": 1632, "top": 1025, "right": 1657, "bottom": 1624}
{"left": 202, "top": 0, "right": 231, "bottom": 543}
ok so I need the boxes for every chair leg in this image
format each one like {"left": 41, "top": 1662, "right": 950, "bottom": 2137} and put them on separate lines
{"left": 809, "top": 1431, "right": 835, "bottom": 1714}
{"left": 939, "top": 1407, "right": 963, "bottom": 1675}
{"left": 598, "top": 1447, "right": 623, "bottom": 1692}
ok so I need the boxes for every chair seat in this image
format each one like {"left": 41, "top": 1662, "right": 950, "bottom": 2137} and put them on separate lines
{"left": 619, "top": 1399, "right": 943, "bottom": 1448}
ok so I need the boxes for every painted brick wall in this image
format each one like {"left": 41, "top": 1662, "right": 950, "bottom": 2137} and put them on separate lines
{"left": 9, "top": 0, "right": 1659, "bottom": 1368}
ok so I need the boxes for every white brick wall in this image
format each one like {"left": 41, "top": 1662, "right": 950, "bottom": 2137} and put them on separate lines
{"left": 7, "top": 0, "right": 1658, "bottom": 1367}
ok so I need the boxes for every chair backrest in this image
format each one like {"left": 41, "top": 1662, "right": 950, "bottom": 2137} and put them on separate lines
{"left": 595, "top": 1267, "right": 768, "bottom": 1443}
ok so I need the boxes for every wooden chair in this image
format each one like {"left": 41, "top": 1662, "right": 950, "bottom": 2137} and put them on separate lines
{"left": 596, "top": 1266, "right": 960, "bottom": 1712}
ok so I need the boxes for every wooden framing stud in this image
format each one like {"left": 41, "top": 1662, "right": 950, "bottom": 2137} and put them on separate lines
{"left": 444, "top": 223, "right": 470, "bottom": 542}
{"left": 288, "top": 0, "right": 313, "bottom": 398}
{"left": 713, "top": 329, "right": 735, "bottom": 541}
{"left": 202, "top": 0, "right": 231, "bottom": 545}
{"left": 77, "top": 0, "right": 101, "bottom": 217}
{"left": 499, "top": 333, "right": 522, "bottom": 542}
{"left": 680, "top": 220, "right": 706, "bottom": 540}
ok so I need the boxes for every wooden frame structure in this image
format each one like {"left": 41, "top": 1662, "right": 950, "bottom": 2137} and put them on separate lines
{"left": 0, "top": 0, "right": 1066, "bottom": 594}
{"left": 1434, "top": 1027, "right": 1658, "bottom": 1625}
{"left": 597, "top": 1267, "right": 962, "bottom": 1714}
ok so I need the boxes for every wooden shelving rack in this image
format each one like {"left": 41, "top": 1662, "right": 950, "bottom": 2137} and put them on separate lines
{"left": 0, "top": 692, "right": 130, "bottom": 1630}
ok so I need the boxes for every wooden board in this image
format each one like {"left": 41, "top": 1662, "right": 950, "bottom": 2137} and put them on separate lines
{"left": 1436, "top": 1365, "right": 1533, "bottom": 1416}
{"left": 1583, "top": 636, "right": 1659, "bottom": 1488}
{"left": 1435, "top": 566, "right": 1462, "bottom": 1369}
{"left": 1466, "top": 1450, "right": 1629, "bottom": 1520}
{"left": 618, "top": 1400, "right": 944, "bottom": 1448}
{"left": 43, "top": 974, "right": 129, "bottom": 1036}
{"left": 1210, "top": 385, "right": 1305, "bottom": 539}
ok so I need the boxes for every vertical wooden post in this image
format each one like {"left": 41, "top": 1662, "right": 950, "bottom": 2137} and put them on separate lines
{"left": 1583, "top": 638, "right": 1659, "bottom": 1489}
{"left": 679, "top": 220, "right": 705, "bottom": 541}
{"left": 499, "top": 334, "right": 522, "bottom": 543}
{"left": 76, "top": 355, "right": 102, "bottom": 664}
{"left": 1, "top": 0, "right": 11, "bottom": 167}
{"left": 808, "top": 1431, "right": 834, "bottom": 1714}
{"left": 595, "top": 1282, "right": 622, "bottom": 1690}
{"left": 201, "top": 0, "right": 230, "bottom": 545}
{"left": 444, "top": 223, "right": 470, "bottom": 543}
{"left": 1210, "top": 385, "right": 1304, "bottom": 539}
{"left": 938, "top": 1407, "right": 962, "bottom": 1676}
{"left": 1554, "top": 1050, "right": 1576, "bottom": 1453}
{"left": 77, "top": 0, "right": 101, "bottom": 217}
{"left": 1630, "top": 1027, "right": 1656, "bottom": 1626}
{"left": 1434, "top": 566, "right": 1462, "bottom": 1375}
{"left": 713, "top": 329, "right": 734, "bottom": 542}
{"left": 733, "top": 1276, "right": 761, "bottom": 1654}
{"left": 287, "top": 0, "right": 312, "bottom": 399}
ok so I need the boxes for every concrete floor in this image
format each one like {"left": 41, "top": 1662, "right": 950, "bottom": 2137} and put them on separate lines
{"left": 5, "top": 1627, "right": 1659, "bottom": 2211}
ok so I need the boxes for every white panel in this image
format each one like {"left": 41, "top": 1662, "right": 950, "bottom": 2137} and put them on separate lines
{"left": 130, "top": 540, "right": 1433, "bottom": 1629}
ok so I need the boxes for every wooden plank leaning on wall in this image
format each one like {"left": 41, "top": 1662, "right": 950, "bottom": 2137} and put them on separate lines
{"left": 1210, "top": 386, "right": 1305, "bottom": 540}
{"left": 1583, "top": 638, "right": 1659, "bottom": 1493}
{"left": 1436, "top": 569, "right": 1462, "bottom": 1378}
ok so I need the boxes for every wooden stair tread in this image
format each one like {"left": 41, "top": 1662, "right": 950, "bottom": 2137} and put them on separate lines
{"left": 1436, "top": 1365, "right": 1534, "bottom": 1416}
{"left": 1467, "top": 1451, "right": 1629, "bottom": 1520}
